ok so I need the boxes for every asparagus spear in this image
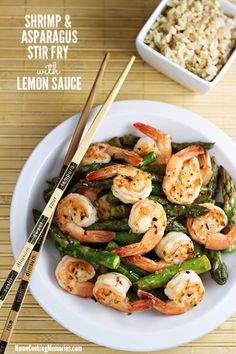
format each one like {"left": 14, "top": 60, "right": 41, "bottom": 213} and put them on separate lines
{"left": 110, "top": 205, "right": 131, "bottom": 218}
{"left": 116, "top": 263, "right": 140, "bottom": 282}
{"left": 43, "top": 180, "right": 56, "bottom": 202}
{"left": 207, "top": 250, "right": 228, "bottom": 285}
{"left": 86, "top": 218, "right": 130, "bottom": 231}
{"left": 220, "top": 166, "right": 236, "bottom": 226}
{"left": 65, "top": 243, "right": 120, "bottom": 270}
{"left": 164, "top": 204, "right": 210, "bottom": 218}
{"left": 107, "top": 192, "right": 120, "bottom": 204}
{"left": 150, "top": 196, "right": 209, "bottom": 217}
{"left": 151, "top": 183, "right": 165, "bottom": 196}
{"left": 148, "top": 195, "right": 169, "bottom": 205}
{"left": 122, "top": 134, "right": 139, "bottom": 147}
{"left": 139, "top": 152, "right": 156, "bottom": 167}
{"left": 220, "top": 166, "right": 236, "bottom": 252}
{"left": 114, "top": 232, "right": 142, "bottom": 245}
{"left": 135, "top": 255, "right": 211, "bottom": 291}
{"left": 70, "top": 162, "right": 114, "bottom": 183}
{"left": 107, "top": 136, "right": 123, "bottom": 148}
{"left": 111, "top": 199, "right": 187, "bottom": 223}
{"left": 193, "top": 242, "right": 204, "bottom": 257}
{"left": 87, "top": 216, "right": 186, "bottom": 233}
{"left": 79, "top": 179, "right": 113, "bottom": 189}
{"left": 165, "top": 219, "right": 188, "bottom": 233}
{"left": 141, "top": 164, "right": 166, "bottom": 176}
{"left": 105, "top": 241, "right": 120, "bottom": 251}
{"left": 172, "top": 141, "right": 214, "bottom": 152}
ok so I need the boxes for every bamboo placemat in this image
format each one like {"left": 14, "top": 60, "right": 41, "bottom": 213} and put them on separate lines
{"left": 0, "top": 0, "right": 236, "bottom": 353}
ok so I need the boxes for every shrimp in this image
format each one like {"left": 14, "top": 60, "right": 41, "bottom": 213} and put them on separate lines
{"left": 186, "top": 202, "right": 236, "bottom": 250}
{"left": 162, "top": 145, "right": 205, "bottom": 205}
{"left": 55, "top": 193, "right": 115, "bottom": 243}
{"left": 81, "top": 142, "right": 142, "bottom": 166}
{"left": 86, "top": 164, "right": 152, "bottom": 204}
{"left": 93, "top": 272, "right": 153, "bottom": 313}
{"left": 55, "top": 256, "right": 95, "bottom": 298}
{"left": 133, "top": 122, "right": 172, "bottom": 164}
{"left": 138, "top": 270, "right": 205, "bottom": 315}
{"left": 113, "top": 200, "right": 167, "bottom": 257}
{"left": 198, "top": 150, "right": 213, "bottom": 185}
{"left": 127, "top": 231, "right": 194, "bottom": 272}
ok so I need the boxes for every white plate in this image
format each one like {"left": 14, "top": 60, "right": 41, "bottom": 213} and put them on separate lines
{"left": 10, "top": 100, "right": 236, "bottom": 352}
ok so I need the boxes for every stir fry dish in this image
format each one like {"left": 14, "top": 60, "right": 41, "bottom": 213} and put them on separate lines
{"left": 34, "top": 122, "right": 236, "bottom": 315}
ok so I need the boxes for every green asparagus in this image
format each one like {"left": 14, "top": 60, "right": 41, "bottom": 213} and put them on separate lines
{"left": 114, "top": 232, "right": 142, "bottom": 245}
{"left": 220, "top": 166, "right": 236, "bottom": 225}
{"left": 121, "top": 258, "right": 149, "bottom": 277}
{"left": 107, "top": 192, "right": 120, "bottom": 204}
{"left": 79, "top": 179, "right": 113, "bottom": 189}
{"left": 193, "top": 242, "right": 204, "bottom": 258}
{"left": 151, "top": 183, "right": 165, "bottom": 196}
{"left": 86, "top": 218, "right": 130, "bottom": 231}
{"left": 141, "top": 164, "right": 166, "bottom": 176}
{"left": 148, "top": 195, "right": 169, "bottom": 205}
{"left": 164, "top": 204, "right": 210, "bottom": 218}
{"left": 107, "top": 136, "right": 123, "bottom": 148}
{"left": 135, "top": 255, "right": 211, "bottom": 291}
{"left": 149, "top": 196, "right": 209, "bottom": 217}
{"left": 43, "top": 180, "right": 56, "bottom": 202}
{"left": 116, "top": 263, "right": 140, "bottom": 282}
{"left": 220, "top": 166, "right": 236, "bottom": 252}
{"left": 139, "top": 152, "right": 156, "bottom": 167}
{"left": 207, "top": 250, "right": 228, "bottom": 285}
{"left": 70, "top": 162, "right": 113, "bottom": 184}
{"left": 122, "top": 134, "right": 139, "bottom": 147}
{"left": 165, "top": 219, "right": 188, "bottom": 233}
{"left": 110, "top": 205, "right": 131, "bottom": 218}
{"left": 172, "top": 141, "right": 215, "bottom": 152}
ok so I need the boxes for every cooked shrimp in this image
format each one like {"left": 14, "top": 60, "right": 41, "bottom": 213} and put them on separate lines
{"left": 198, "top": 150, "right": 213, "bottom": 185}
{"left": 55, "top": 256, "right": 95, "bottom": 298}
{"left": 138, "top": 270, "right": 205, "bottom": 315}
{"left": 187, "top": 202, "right": 236, "bottom": 250}
{"left": 93, "top": 272, "right": 153, "bottom": 313}
{"left": 81, "top": 142, "right": 142, "bottom": 166}
{"left": 86, "top": 164, "right": 152, "bottom": 204}
{"left": 128, "top": 231, "right": 194, "bottom": 272}
{"left": 133, "top": 122, "right": 172, "bottom": 164}
{"left": 113, "top": 200, "right": 167, "bottom": 257}
{"left": 55, "top": 193, "right": 115, "bottom": 243}
{"left": 163, "top": 145, "right": 204, "bottom": 205}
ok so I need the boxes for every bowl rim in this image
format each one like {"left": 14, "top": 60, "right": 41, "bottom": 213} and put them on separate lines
{"left": 136, "top": 0, "right": 236, "bottom": 87}
{"left": 9, "top": 100, "right": 236, "bottom": 352}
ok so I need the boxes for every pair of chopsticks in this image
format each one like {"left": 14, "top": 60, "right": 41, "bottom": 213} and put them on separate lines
{"left": 0, "top": 53, "right": 135, "bottom": 354}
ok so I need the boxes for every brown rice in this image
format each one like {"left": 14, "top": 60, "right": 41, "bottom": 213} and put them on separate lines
{"left": 145, "top": 0, "right": 236, "bottom": 81}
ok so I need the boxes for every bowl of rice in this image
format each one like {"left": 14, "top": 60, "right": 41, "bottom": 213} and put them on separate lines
{"left": 136, "top": 0, "right": 236, "bottom": 93}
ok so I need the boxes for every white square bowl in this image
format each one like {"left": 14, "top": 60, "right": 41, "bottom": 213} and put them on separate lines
{"left": 136, "top": 0, "right": 236, "bottom": 93}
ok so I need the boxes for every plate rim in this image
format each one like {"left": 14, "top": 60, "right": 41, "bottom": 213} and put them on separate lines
{"left": 10, "top": 99, "right": 236, "bottom": 352}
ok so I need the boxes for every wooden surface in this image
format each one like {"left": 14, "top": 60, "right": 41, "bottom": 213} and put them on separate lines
{"left": 0, "top": 0, "right": 236, "bottom": 353}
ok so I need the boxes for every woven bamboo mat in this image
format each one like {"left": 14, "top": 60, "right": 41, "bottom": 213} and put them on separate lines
{"left": 0, "top": 0, "right": 236, "bottom": 353}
